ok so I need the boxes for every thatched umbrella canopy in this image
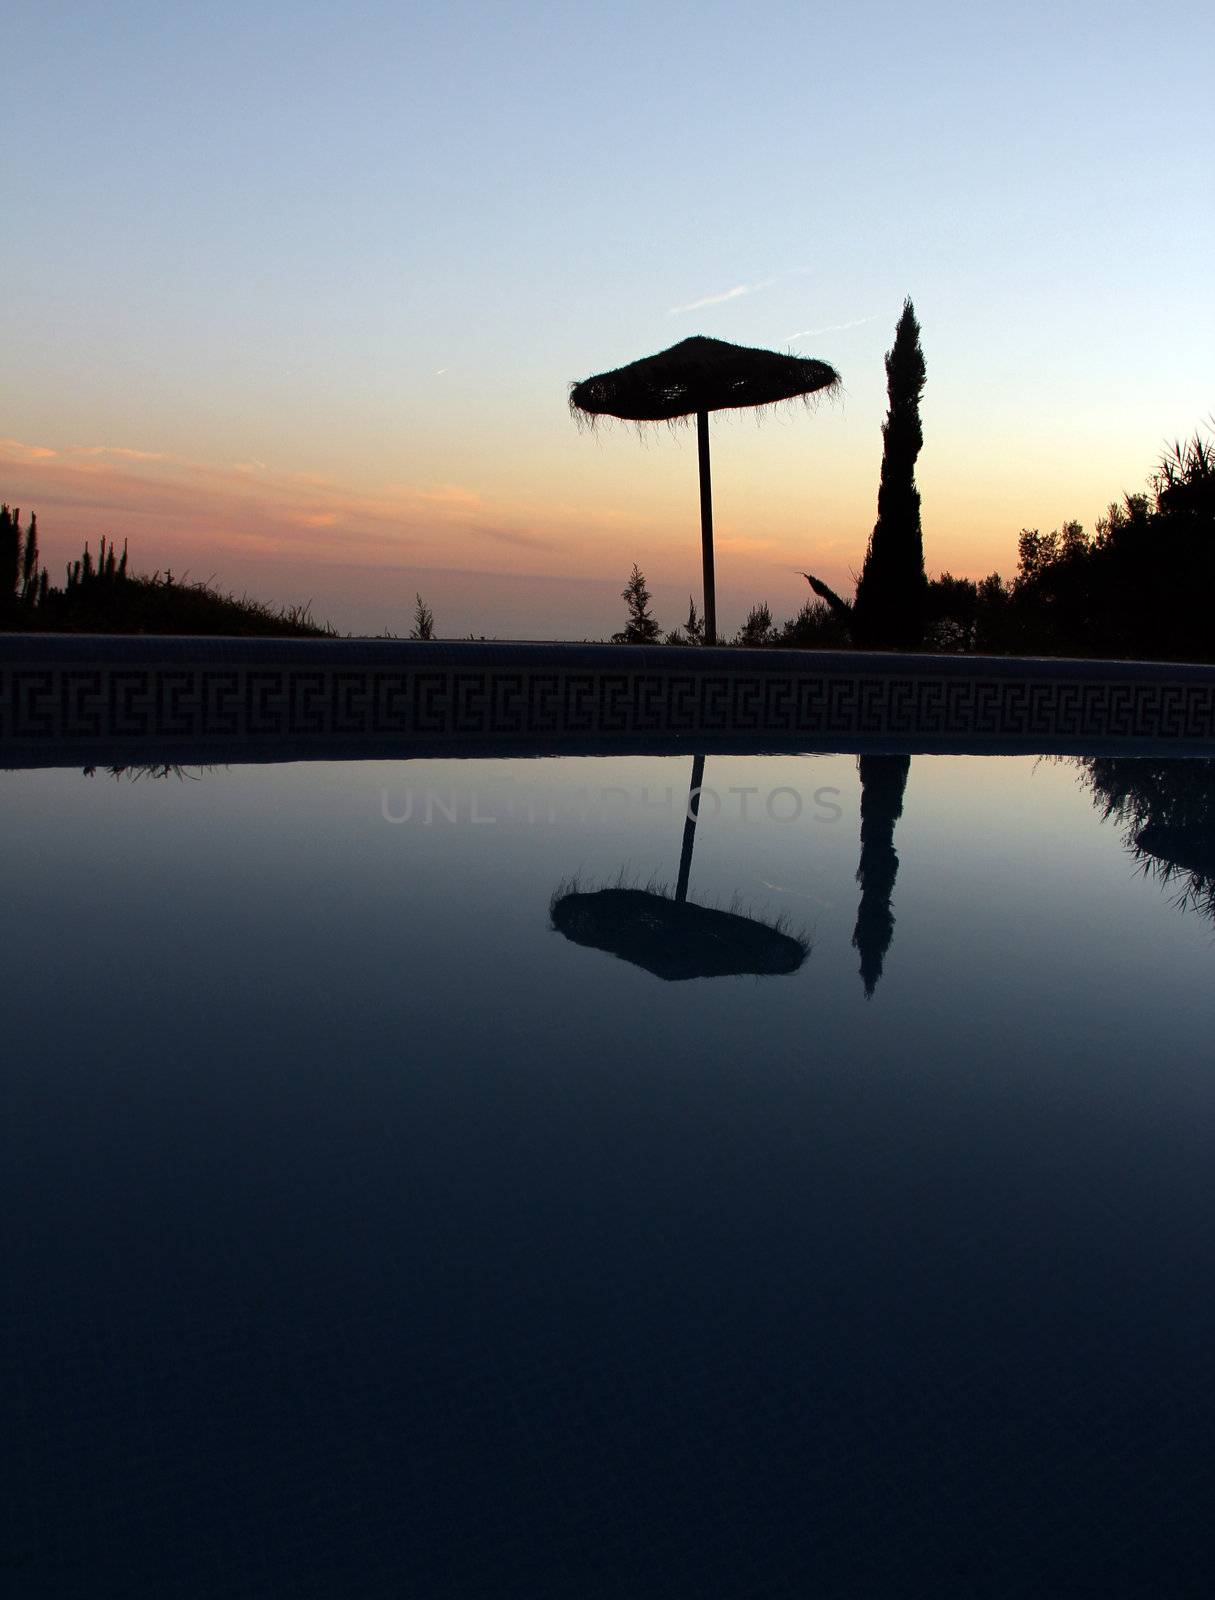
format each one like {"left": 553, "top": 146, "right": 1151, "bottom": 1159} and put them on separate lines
{"left": 550, "top": 754, "right": 808, "bottom": 981}
{"left": 570, "top": 335, "right": 840, "bottom": 644}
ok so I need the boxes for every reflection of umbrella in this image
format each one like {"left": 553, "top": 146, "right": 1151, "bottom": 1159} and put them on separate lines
{"left": 852, "top": 755, "right": 911, "bottom": 997}
{"left": 570, "top": 336, "right": 840, "bottom": 644}
{"left": 551, "top": 755, "right": 808, "bottom": 981}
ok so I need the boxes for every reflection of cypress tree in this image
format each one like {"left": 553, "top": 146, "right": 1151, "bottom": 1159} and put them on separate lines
{"left": 852, "top": 755, "right": 911, "bottom": 997}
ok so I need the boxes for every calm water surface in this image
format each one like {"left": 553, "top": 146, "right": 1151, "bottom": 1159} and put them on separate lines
{"left": 3, "top": 753, "right": 1213, "bottom": 1596}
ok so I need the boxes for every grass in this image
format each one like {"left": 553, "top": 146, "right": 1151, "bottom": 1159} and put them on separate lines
{"left": 19, "top": 571, "right": 336, "bottom": 637}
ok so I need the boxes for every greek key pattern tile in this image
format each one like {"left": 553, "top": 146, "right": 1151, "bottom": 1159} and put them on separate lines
{"left": 4, "top": 659, "right": 1215, "bottom": 744}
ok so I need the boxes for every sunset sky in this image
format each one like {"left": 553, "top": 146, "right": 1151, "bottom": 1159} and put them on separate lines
{"left": 4, "top": 1, "right": 1212, "bottom": 638}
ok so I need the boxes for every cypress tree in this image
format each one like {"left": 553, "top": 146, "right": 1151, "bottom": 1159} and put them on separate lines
{"left": 852, "top": 299, "right": 928, "bottom": 649}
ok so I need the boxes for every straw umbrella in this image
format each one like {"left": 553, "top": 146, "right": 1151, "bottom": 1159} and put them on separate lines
{"left": 570, "top": 335, "right": 840, "bottom": 644}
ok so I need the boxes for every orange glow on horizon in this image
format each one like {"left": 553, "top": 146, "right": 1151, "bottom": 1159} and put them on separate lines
{"left": 0, "top": 423, "right": 1170, "bottom": 637}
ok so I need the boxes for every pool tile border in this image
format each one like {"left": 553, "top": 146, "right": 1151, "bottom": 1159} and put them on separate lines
{"left": 3, "top": 635, "right": 1215, "bottom": 761}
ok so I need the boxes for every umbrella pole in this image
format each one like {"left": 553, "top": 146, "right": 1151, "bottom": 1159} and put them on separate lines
{"left": 697, "top": 410, "right": 716, "bottom": 645}
{"left": 675, "top": 753, "right": 706, "bottom": 904}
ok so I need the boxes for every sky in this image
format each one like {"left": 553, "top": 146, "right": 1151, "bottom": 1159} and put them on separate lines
{"left": 3, "top": 0, "right": 1212, "bottom": 638}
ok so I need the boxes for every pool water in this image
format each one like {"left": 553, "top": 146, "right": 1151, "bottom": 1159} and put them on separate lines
{"left": 3, "top": 753, "right": 1214, "bottom": 1596}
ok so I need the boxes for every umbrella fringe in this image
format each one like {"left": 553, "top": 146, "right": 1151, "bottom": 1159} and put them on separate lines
{"left": 569, "top": 384, "right": 839, "bottom": 436}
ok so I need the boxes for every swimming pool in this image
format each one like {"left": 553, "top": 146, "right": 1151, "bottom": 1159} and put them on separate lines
{"left": 4, "top": 749, "right": 1213, "bottom": 1595}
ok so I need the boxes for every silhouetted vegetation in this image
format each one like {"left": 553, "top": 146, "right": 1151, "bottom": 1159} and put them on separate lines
{"left": 735, "top": 424, "right": 1213, "bottom": 662}
{"left": 852, "top": 755, "right": 911, "bottom": 997}
{"left": 803, "top": 300, "right": 928, "bottom": 650}
{"left": 912, "top": 431, "right": 1214, "bottom": 659}
{"left": 734, "top": 601, "right": 776, "bottom": 648}
{"left": 8, "top": 410, "right": 1213, "bottom": 656}
{"left": 853, "top": 300, "right": 928, "bottom": 648}
{"left": 1076, "top": 756, "right": 1215, "bottom": 924}
{"left": 996, "top": 433, "right": 1214, "bottom": 660}
{"left": 776, "top": 596, "right": 853, "bottom": 650}
{"left": 0, "top": 507, "right": 334, "bottom": 636}
{"left": 410, "top": 593, "right": 436, "bottom": 640}
{"left": 1, "top": 505, "right": 49, "bottom": 618}
{"left": 613, "top": 562, "right": 662, "bottom": 643}
{"left": 665, "top": 596, "right": 705, "bottom": 646}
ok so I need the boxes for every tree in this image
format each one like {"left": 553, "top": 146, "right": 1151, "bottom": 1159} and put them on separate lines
{"left": 735, "top": 601, "right": 775, "bottom": 648}
{"left": 1005, "top": 428, "right": 1215, "bottom": 661}
{"left": 410, "top": 593, "right": 435, "bottom": 640}
{"left": 664, "top": 596, "right": 705, "bottom": 646}
{"left": 852, "top": 299, "right": 928, "bottom": 649}
{"left": 778, "top": 595, "right": 853, "bottom": 650}
{"left": 20, "top": 512, "right": 39, "bottom": 601}
{"left": 0, "top": 505, "right": 19, "bottom": 603}
{"left": 613, "top": 563, "right": 661, "bottom": 643}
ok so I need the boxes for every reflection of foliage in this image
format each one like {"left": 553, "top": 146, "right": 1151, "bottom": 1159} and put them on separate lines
{"left": 1077, "top": 757, "right": 1215, "bottom": 923}
{"left": 853, "top": 755, "right": 911, "bottom": 996}
{"left": 82, "top": 764, "right": 214, "bottom": 782}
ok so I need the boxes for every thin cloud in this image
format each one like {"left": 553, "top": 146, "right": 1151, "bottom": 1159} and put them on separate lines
{"left": 419, "top": 484, "right": 482, "bottom": 510}
{"left": 77, "top": 445, "right": 168, "bottom": 461}
{"left": 0, "top": 437, "right": 58, "bottom": 461}
{"left": 716, "top": 535, "right": 780, "bottom": 553}
{"left": 670, "top": 283, "right": 755, "bottom": 315}
{"left": 669, "top": 266, "right": 812, "bottom": 317}
{"left": 786, "top": 315, "right": 878, "bottom": 340}
{"left": 3, "top": 438, "right": 174, "bottom": 466}
{"left": 472, "top": 524, "right": 557, "bottom": 552}
{"left": 3, "top": 441, "right": 566, "bottom": 576}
